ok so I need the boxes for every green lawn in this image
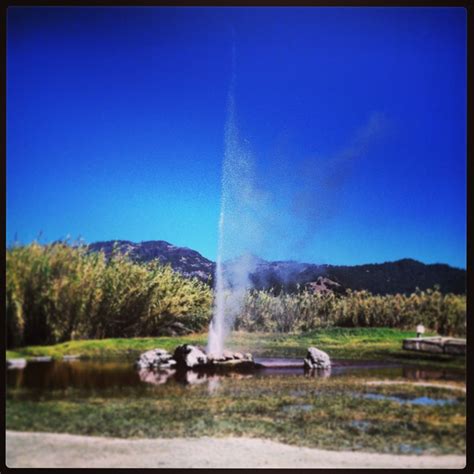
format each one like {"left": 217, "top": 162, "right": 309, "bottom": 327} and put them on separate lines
{"left": 7, "top": 328, "right": 465, "bottom": 369}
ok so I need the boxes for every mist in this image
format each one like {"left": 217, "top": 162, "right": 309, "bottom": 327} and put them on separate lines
{"left": 207, "top": 42, "right": 389, "bottom": 355}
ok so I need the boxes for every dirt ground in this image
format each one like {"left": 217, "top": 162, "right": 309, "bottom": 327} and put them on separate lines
{"left": 6, "top": 430, "right": 466, "bottom": 469}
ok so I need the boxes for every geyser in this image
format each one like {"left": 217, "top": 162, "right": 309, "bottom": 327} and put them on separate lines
{"left": 207, "top": 46, "right": 260, "bottom": 357}
{"left": 206, "top": 45, "right": 388, "bottom": 358}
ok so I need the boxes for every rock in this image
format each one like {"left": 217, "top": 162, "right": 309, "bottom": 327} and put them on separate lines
{"left": 306, "top": 277, "right": 344, "bottom": 295}
{"left": 135, "top": 349, "right": 175, "bottom": 370}
{"left": 207, "top": 353, "right": 226, "bottom": 363}
{"left": 244, "top": 353, "right": 253, "bottom": 361}
{"left": 222, "top": 350, "right": 235, "bottom": 360}
{"left": 7, "top": 358, "right": 27, "bottom": 369}
{"left": 208, "top": 351, "right": 250, "bottom": 362}
{"left": 173, "top": 344, "right": 208, "bottom": 369}
{"left": 31, "top": 356, "right": 52, "bottom": 362}
{"left": 304, "top": 347, "right": 331, "bottom": 370}
{"left": 63, "top": 354, "right": 81, "bottom": 361}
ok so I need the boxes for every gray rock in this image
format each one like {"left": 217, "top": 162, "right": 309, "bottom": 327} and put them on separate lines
{"left": 7, "top": 358, "right": 27, "bottom": 369}
{"left": 63, "top": 354, "right": 81, "bottom": 361}
{"left": 207, "top": 353, "right": 226, "bottom": 363}
{"left": 304, "top": 347, "right": 331, "bottom": 370}
{"left": 31, "top": 356, "right": 52, "bottom": 362}
{"left": 173, "top": 344, "right": 208, "bottom": 369}
{"left": 207, "top": 351, "right": 253, "bottom": 364}
{"left": 222, "top": 350, "right": 235, "bottom": 360}
{"left": 135, "top": 349, "right": 175, "bottom": 370}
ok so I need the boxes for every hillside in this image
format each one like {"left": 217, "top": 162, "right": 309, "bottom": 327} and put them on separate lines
{"left": 88, "top": 240, "right": 466, "bottom": 295}
{"left": 88, "top": 240, "right": 214, "bottom": 282}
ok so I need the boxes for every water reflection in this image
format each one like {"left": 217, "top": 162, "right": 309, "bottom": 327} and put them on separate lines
{"left": 362, "top": 393, "right": 459, "bottom": 406}
{"left": 207, "top": 376, "right": 221, "bottom": 394}
{"left": 305, "top": 367, "right": 332, "bottom": 378}
{"left": 138, "top": 368, "right": 176, "bottom": 386}
{"left": 7, "top": 360, "right": 141, "bottom": 390}
{"left": 137, "top": 366, "right": 253, "bottom": 393}
{"left": 402, "top": 367, "right": 465, "bottom": 382}
{"left": 6, "top": 359, "right": 464, "bottom": 393}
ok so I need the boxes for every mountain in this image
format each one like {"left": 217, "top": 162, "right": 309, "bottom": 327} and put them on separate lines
{"left": 88, "top": 240, "right": 214, "bottom": 282}
{"left": 316, "top": 259, "right": 466, "bottom": 295}
{"left": 248, "top": 257, "right": 465, "bottom": 294}
{"left": 88, "top": 240, "right": 466, "bottom": 295}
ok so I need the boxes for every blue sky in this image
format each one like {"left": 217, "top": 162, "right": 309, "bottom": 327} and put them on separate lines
{"left": 7, "top": 7, "right": 466, "bottom": 268}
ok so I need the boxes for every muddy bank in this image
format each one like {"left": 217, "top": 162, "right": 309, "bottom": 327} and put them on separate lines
{"left": 6, "top": 431, "right": 465, "bottom": 469}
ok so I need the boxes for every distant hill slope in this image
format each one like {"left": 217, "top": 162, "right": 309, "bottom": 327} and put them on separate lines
{"left": 88, "top": 240, "right": 465, "bottom": 295}
{"left": 88, "top": 240, "right": 214, "bottom": 282}
{"left": 248, "top": 258, "right": 465, "bottom": 295}
{"left": 321, "top": 259, "right": 466, "bottom": 295}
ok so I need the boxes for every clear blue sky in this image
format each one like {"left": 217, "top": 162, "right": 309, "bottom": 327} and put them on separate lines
{"left": 7, "top": 7, "right": 466, "bottom": 268}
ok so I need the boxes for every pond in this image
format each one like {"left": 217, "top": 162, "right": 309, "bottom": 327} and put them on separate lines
{"left": 7, "top": 357, "right": 464, "bottom": 393}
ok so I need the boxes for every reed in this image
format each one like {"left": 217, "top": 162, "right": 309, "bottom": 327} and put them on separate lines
{"left": 6, "top": 242, "right": 212, "bottom": 348}
{"left": 6, "top": 243, "right": 465, "bottom": 348}
{"left": 236, "top": 287, "right": 465, "bottom": 336}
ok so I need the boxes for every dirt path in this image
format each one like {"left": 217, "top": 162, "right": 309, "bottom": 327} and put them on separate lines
{"left": 6, "top": 431, "right": 465, "bottom": 469}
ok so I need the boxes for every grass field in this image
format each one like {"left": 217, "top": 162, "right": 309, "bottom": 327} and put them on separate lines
{"left": 6, "top": 375, "right": 466, "bottom": 454}
{"left": 6, "top": 328, "right": 465, "bottom": 369}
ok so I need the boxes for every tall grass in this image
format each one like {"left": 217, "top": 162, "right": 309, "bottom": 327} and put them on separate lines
{"left": 6, "top": 243, "right": 466, "bottom": 349}
{"left": 6, "top": 242, "right": 212, "bottom": 348}
{"left": 236, "top": 288, "right": 466, "bottom": 336}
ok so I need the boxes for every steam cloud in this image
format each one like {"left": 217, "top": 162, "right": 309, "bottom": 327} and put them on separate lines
{"left": 207, "top": 45, "right": 389, "bottom": 355}
{"left": 207, "top": 48, "right": 269, "bottom": 355}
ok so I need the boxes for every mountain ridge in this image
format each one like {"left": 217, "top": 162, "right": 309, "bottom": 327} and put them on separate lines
{"left": 87, "top": 240, "right": 466, "bottom": 295}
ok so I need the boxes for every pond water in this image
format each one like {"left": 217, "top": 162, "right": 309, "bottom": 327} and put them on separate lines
{"left": 6, "top": 358, "right": 464, "bottom": 393}
{"left": 361, "top": 393, "right": 458, "bottom": 406}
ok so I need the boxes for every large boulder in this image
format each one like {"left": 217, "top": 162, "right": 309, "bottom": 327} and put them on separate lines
{"left": 173, "top": 344, "right": 208, "bottom": 369}
{"left": 135, "top": 349, "right": 176, "bottom": 370}
{"left": 304, "top": 347, "right": 331, "bottom": 370}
